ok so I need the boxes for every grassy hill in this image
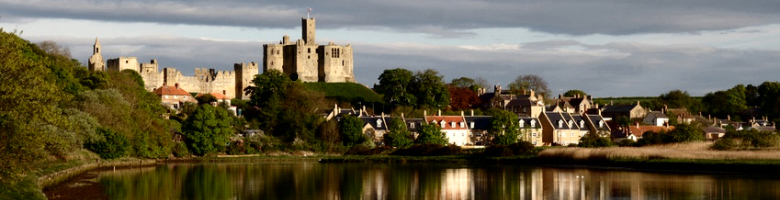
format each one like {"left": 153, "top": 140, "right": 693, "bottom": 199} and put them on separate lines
{"left": 304, "top": 82, "right": 383, "bottom": 104}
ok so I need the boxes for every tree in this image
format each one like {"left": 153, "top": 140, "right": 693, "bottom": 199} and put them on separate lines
{"left": 448, "top": 85, "right": 481, "bottom": 111}
{"left": 412, "top": 69, "right": 450, "bottom": 109}
{"left": 196, "top": 93, "right": 217, "bottom": 105}
{"left": 702, "top": 85, "right": 748, "bottom": 119}
{"left": 317, "top": 119, "right": 340, "bottom": 151}
{"left": 486, "top": 109, "right": 519, "bottom": 145}
{"left": 375, "top": 68, "right": 416, "bottom": 107}
{"left": 415, "top": 123, "right": 448, "bottom": 145}
{"left": 508, "top": 75, "right": 551, "bottom": 100}
{"left": 667, "top": 123, "right": 704, "bottom": 143}
{"left": 339, "top": 115, "right": 366, "bottom": 146}
{"left": 656, "top": 90, "right": 702, "bottom": 113}
{"left": 85, "top": 128, "right": 129, "bottom": 159}
{"left": 578, "top": 133, "right": 612, "bottom": 147}
{"left": 564, "top": 90, "right": 587, "bottom": 97}
{"left": 383, "top": 117, "right": 413, "bottom": 148}
{"left": 474, "top": 77, "right": 490, "bottom": 90}
{"left": 37, "top": 40, "right": 71, "bottom": 58}
{"left": 183, "top": 105, "right": 233, "bottom": 156}
{"left": 245, "top": 69, "right": 289, "bottom": 131}
{"left": 450, "top": 77, "right": 476, "bottom": 88}
{"left": 758, "top": 81, "right": 780, "bottom": 119}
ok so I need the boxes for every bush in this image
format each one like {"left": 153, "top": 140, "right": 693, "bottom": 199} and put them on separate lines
{"left": 712, "top": 129, "right": 780, "bottom": 150}
{"left": 616, "top": 139, "right": 638, "bottom": 147}
{"left": 86, "top": 128, "right": 130, "bottom": 159}
{"left": 172, "top": 142, "right": 191, "bottom": 157}
{"left": 226, "top": 141, "right": 245, "bottom": 155}
{"left": 483, "top": 141, "right": 534, "bottom": 157}
{"left": 578, "top": 134, "right": 612, "bottom": 148}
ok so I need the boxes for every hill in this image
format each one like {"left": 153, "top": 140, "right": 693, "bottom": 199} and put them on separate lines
{"left": 304, "top": 82, "right": 383, "bottom": 104}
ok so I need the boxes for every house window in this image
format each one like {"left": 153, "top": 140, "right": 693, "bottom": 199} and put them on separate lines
{"left": 532, "top": 132, "right": 538, "bottom": 137}
{"left": 460, "top": 122, "right": 465, "bottom": 128}
{"left": 470, "top": 122, "right": 475, "bottom": 128}
{"left": 451, "top": 122, "right": 456, "bottom": 128}
{"left": 532, "top": 141, "right": 537, "bottom": 145}
{"left": 377, "top": 119, "right": 382, "bottom": 128}
{"left": 519, "top": 119, "right": 525, "bottom": 128}
{"left": 570, "top": 132, "right": 574, "bottom": 137}
{"left": 409, "top": 123, "right": 415, "bottom": 129}
{"left": 558, "top": 120, "right": 563, "bottom": 128}
{"left": 558, "top": 132, "right": 562, "bottom": 137}
{"left": 579, "top": 120, "right": 584, "bottom": 128}
{"left": 183, "top": 96, "right": 187, "bottom": 100}
{"left": 164, "top": 95, "right": 168, "bottom": 99}
{"left": 174, "top": 95, "right": 178, "bottom": 99}
{"left": 440, "top": 121, "right": 446, "bottom": 128}
{"left": 462, "top": 133, "right": 465, "bottom": 137}
{"left": 530, "top": 120, "right": 536, "bottom": 128}
{"left": 598, "top": 120, "right": 604, "bottom": 128}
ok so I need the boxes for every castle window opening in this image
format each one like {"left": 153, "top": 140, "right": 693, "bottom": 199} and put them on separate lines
{"left": 308, "top": 48, "right": 311, "bottom": 53}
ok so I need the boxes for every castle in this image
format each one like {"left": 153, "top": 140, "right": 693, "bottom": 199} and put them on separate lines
{"left": 87, "top": 17, "right": 355, "bottom": 100}
{"left": 263, "top": 18, "right": 355, "bottom": 82}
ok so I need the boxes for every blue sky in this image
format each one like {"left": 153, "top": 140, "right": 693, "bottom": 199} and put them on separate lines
{"left": 2, "top": 0, "right": 779, "bottom": 97}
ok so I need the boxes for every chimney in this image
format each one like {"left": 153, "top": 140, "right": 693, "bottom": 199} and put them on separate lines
{"left": 637, "top": 101, "right": 641, "bottom": 106}
{"left": 727, "top": 115, "right": 731, "bottom": 121}
{"left": 175, "top": 83, "right": 179, "bottom": 89}
{"left": 559, "top": 94, "right": 563, "bottom": 99}
{"left": 438, "top": 109, "right": 441, "bottom": 116}
{"left": 363, "top": 105, "right": 367, "bottom": 116}
{"left": 635, "top": 121, "right": 640, "bottom": 128}
{"left": 359, "top": 108, "right": 363, "bottom": 117}
{"left": 424, "top": 110, "right": 427, "bottom": 117}
{"left": 610, "top": 101, "right": 614, "bottom": 105}
{"left": 470, "top": 109, "right": 474, "bottom": 116}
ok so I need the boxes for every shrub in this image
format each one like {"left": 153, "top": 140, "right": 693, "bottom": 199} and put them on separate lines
{"left": 226, "top": 141, "right": 245, "bottom": 155}
{"left": 616, "top": 139, "right": 638, "bottom": 147}
{"left": 578, "top": 134, "right": 612, "bottom": 148}
{"left": 172, "top": 142, "right": 191, "bottom": 157}
{"left": 712, "top": 129, "right": 780, "bottom": 150}
{"left": 483, "top": 141, "right": 534, "bottom": 157}
{"left": 86, "top": 128, "right": 129, "bottom": 159}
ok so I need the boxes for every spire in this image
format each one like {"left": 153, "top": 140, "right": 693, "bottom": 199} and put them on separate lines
{"left": 95, "top": 37, "right": 101, "bottom": 46}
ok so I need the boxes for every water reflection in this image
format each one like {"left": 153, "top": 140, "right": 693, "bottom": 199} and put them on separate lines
{"left": 72, "top": 161, "right": 780, "bottom": 200}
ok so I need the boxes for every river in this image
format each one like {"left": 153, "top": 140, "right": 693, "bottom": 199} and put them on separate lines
{"left": 44, "top": 160, "right": 780, "bottom": 200}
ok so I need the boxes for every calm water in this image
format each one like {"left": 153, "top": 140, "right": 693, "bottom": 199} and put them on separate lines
{"left": 47, "top": 160, "right": 780, "bottom": 200}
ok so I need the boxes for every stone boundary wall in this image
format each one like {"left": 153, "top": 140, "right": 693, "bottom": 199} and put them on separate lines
{"left": 37, "top": 159, "right": 157, "bottom": 189}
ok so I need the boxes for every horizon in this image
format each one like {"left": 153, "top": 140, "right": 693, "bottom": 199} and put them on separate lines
{"left": 1, "top": 0, "right": 779, "bottom": 97}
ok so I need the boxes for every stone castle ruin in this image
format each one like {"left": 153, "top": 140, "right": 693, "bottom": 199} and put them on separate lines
{"left": 87, "top": 17, "right": 354, "bottom": 100}
{"left": 263, "top": 18, "right": 355, "bottom": 82}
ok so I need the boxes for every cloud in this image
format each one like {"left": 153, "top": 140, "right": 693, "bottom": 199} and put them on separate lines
{"left": 3, "top": 0, "right": 780, "bottom": 36}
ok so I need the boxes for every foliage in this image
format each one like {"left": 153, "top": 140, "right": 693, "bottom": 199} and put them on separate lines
{"left": 667, "top": 123, "right": 705, "bottom": 143}
{"left": 339, "top": 115, "right": 366, "bottom": 146}
{"left": 391, "top": 144, "right": 462, "bottom": 156}
{"left": 182, "top": 105, "right": 233, "bottom": 156}
{"left": 448, "top": 85, "right": 481, "bottom": 111}
{"left": 375, "top": 68, "right": 416, "bottom": 106}
{"left": 245, "top": 69, "right": 289, "bottom": 131}
{"left": 383, "top": 118, "right": 413, "bottom": 148}
{"left": 450, "top": 77, "right": 482, "bottom": 92}
{"left": 712, "top": 129, "right": 780, "bottom": 150}
{"left": 303, "top": 82, "right": 383, "bottom": 105}
{"left": 482, "top": 142, "right": 535, "bottom": 157}
{"left": 196, "top": 93, "right": 217, "bottom": 105}
{"left": 85, "top": 128, "right": 130, "bottom": 159}
{"left": 486, "top": 109, "right": 520, "bottom": 145}
{"left": 317, "top": 119, "right": 341, "bottom": 152}
{"left": 508, "top": 74, "right": 551, "bottom": 100}
{"left": 757, "top": 82, "right": 780, "bottom": 120}
{"left": 412, "top": 69, "right": 450, "bottom": 109}
{"left": 578, "top": 134, "right": 612, "bottom": 148}
{"left": 656, "top": 90, "right": 703, "bottom": 113}
{"left": 0, "top": 31, "right": 71, "bottom": 181}
{"left": 564, "top": 90, "right": 587, "bottom": 97}
{"left": 702, "top": 85, "right": 748, "bottom": 119}
{"left": 274, "top": 81, "right": 325, "bottom": 142}
{"left": 172, "top": 142, "right": 191, "bottom": 157}
{"left": 415, "top": 123, "right": 449, "bottom": 145}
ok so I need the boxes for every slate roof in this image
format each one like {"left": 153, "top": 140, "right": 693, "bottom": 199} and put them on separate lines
{"left": 646, "top": 111, "right": 668, "bottom": 119}
{"left": 506, "top": 99, "right": 534, "bottom": 107}
{"left": 405, "top": 118, "right": 425, "bottom": 131}
{"left": 360, "top": 116, "right": 387, "bottom": 130}
{"left": 464, "top": 116, "right": 492, "bottom": 130}
{"left": 518, "top": 117, "right": 541, "bottom": 129}
{"left": 545, "top": 112, "right": 577, "bottom": 130}
{"left": 571, "top": 115, "right": 590, "bottom": 131}
{"left": 701, "top": 125, "right": 726, "bottom": 134}
{"left": 601, "top": 105, "right": 639, "bottom": 113}
{"left": 587, "top": 115, "right": 610, "bottom": 131}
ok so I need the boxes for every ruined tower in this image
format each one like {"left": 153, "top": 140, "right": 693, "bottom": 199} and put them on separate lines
{"left": 88, "top": 38, "right": 104, "bottom": 71}
{"left": 235, "top": 62, "right": 259, "bottom": 100}
{"left": 302, "top": 18, "right": 316, "bottom": 45}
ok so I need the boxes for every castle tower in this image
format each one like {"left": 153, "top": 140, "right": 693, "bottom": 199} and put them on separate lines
{"left": 235, "top": 62, "right": 259, "bottom": 100}
{"left": 302, "top": 18, "right": 316, "bottom": 45}
{"left": 88, "top": 37, "right": 105, "bottom": 71}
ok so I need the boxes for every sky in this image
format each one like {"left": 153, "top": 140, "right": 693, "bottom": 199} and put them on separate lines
{"left": 1, "top": 0, "right": 779, "bottom": 97}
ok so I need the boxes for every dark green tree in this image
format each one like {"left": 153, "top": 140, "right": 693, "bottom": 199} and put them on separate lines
{"left": 245, "top": 69, "right": 289, "bottom": 131}
{"left": 183, "top": 105, "right": 233, "bottom": 156}
{"left": 578, "top": 133, "right": 612, "bottom": 148}
{"left": 563, "top": 90, "right": 587, "bottom": 97}
{"left": 375, "top": 68, "right": 416, "bottom": 107}
{"left": 758, "top": 81, "right": 780, "bottom": 119}
{"left": 196, "top": 93, "right": 217, "bottom": 105}
{"left": 383, "top": 117, "right": 413, "bottom": 148}
{"left": 702, "top": 85, "right": 747, "bottom": 119}
{"left": 85, "top": 128, "right": 130, "bottom": 159}
{"left": 415, "top": 123, "right": 449, "bottom": 145}
{"left": 656, "top": 90, "right": 703, "bottom": 113}
{"left": 486, "top": 109, "right": 520, "bottom": 145}
{"left": 667, "top": 123, "right": 705, "bottom": 143}
{"left": 339, "top": 115, "right": 366, "bottom": 146}
{"left": 412, "top": 69, "right": 450, "bottom": 109}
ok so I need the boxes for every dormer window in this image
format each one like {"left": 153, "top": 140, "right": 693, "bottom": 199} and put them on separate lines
{"left": 460, "top": 122, "right": 465, "bottom": 128}
{"left": 530, "top": 120, "right": 536, "bottom": 128}
{"left": 377, "top": 119, "right": 383, "bottom": 128}
{"left": 451, "top": 122, "right": 456, "bottom": 128}
{"left": 409, "top": 123, "right": 415, "bottom": 129}
{"left": 598, "top": 120, "right": 604, "bottom": 128}
{"left": 440, "top": 121, "right": 446, "bottom": 128}
{"left": 568, "top": 120, "right": 574, "bottom": 128}
{"left": 470, "top": 122, "right": 475, "bottom": 128}
{"left": 579, "top": 120, "right": 585, "bottom": 128}
{"left": 558, "top": 120, "right": 563, "bottom": 128}
{"left": 519, "top": 119, "right": 525, "bottom": 128}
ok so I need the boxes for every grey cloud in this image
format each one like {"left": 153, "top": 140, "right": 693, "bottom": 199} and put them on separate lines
{"left": 3, "top": 0, "right": 780, "bottom": 36}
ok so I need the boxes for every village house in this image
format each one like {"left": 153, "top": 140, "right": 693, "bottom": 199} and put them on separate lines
{"left": 424, "top": 110, "right": 470, "bottom": 146}
{"left": 600, "top": 101, "right": 647, "bottom": 120}
{"left": 518, "top": 117, "right": 544, "bottom": 146}
{"left": 583, "top": 113, "right": 612, "bottom": 137}
{"left": 539, "top": 111, "right": 589, "bottom": 146}
{"left": 643, "top": 111, "right": 669, "bottom": 126}
{"left": 612, "top": 122, "right": 674, "bottom": 142}
{"left": 153, "top": 83, "right": 196, "bottom": 110}
{"left": 549, "top": 94, "right": 592, "bottom": 114}
{"left": 196, "top": 92, "right": 232, "bottom": 106}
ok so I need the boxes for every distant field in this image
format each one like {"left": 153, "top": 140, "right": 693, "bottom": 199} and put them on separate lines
{"left": 304, "top": 82, "right": 383, "bottom": 104}
{"left": 592, "top": 97, "right": 656, "bottom": 105}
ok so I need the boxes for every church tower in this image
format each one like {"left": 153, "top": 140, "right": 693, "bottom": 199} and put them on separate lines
{"left": 302, "top": 18, "right": 316, "bottom": 45}
{"left": 88, "top": 37, "right": 105, "bottom": 71}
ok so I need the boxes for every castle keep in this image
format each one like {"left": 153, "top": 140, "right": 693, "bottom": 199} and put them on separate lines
{"left": 263, "top": 18, "right": 355, "bottom": 82}
{"left": 87, "top": 17, "right": 354, "bottom": 100}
